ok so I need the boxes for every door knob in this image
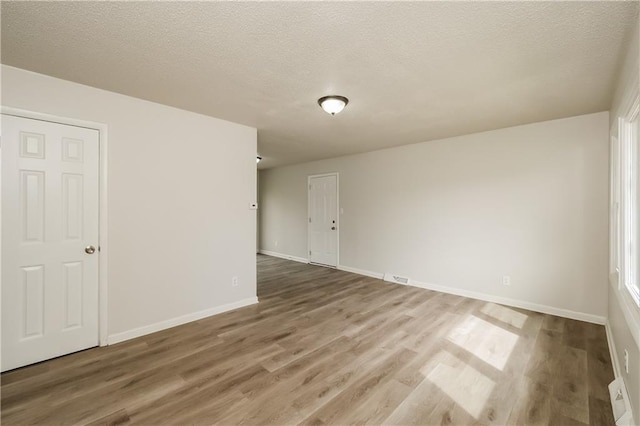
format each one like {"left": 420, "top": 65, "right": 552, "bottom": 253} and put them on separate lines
{"left": 331, "top": 226, "right": 336, "bottom": 230}
{"left": 85, "top": 245, "right": 96, "bottom": 254}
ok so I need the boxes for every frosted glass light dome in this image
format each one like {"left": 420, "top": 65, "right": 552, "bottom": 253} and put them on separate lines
{"left": 318, "top": 96, "right": 349, "bottom": 115}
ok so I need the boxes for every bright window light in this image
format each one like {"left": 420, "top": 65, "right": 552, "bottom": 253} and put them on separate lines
{"left": 427, "top": 353, "right": 495, "bottom": 419}
{"left": 447, "top": 315, "right": 519, "bottom": 371}
{"left": 480, "top": 303, "right": 528, "bottom": 329}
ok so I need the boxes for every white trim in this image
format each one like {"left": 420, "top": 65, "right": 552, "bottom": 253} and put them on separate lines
{"left": 337, "top": 265, "right": 384, "bottom": 279}
{"left": 407, "top": 279, "right": 606, "bottom": 324}
{"left": 625, "top": 92, "right": 640, "bottom": 123}
{"left": 307, "top": 172, "right": 339, "bottom": 267}
{"left": 98, "top": 125, "right": 109, "bottom": 346}
{"left": 258, "top": 250, "right": 308, "bottom": 264}
{"left": 615, "top": 91, "right": 640, "bottom": 334}
{"left": 1, "top": 106, "right": 110, "bottom": 346}
{"left": 613, "top": 278, "right": 640, "bottom": 350}
{"left": 265, "top": 254, "right": 607, "bottom": 325}
{"left": 610, "top": 134, "right": 621, "bottom": 283}
{"left": 606, "top": 321, "right": 623, "bottom": 379}
{"left": 620, "top": 98, "right": 640, "bottom": 306}
{"left": 614, "top": 59, "right": 640, "bottom": 135}
{"left": 107, "top": 297, "right": 258, "bottom": 345}
{"left": 332, "top": 261, "right": 606, "bottom": 324}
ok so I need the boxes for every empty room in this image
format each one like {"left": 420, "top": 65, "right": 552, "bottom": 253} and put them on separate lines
{"left": 1, "top": 1, "right": 639, "bottom": 425}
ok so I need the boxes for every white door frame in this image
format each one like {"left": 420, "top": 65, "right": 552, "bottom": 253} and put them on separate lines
{"left": 1, "top": 106, "right": 109, "bottom": 347}
{"left": 307, "top": 172, "right": 339, "bottom": 266}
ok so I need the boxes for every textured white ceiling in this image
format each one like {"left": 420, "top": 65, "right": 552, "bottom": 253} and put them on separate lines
{"left": 2, "top": 1, "right": 638, "bottom": 168}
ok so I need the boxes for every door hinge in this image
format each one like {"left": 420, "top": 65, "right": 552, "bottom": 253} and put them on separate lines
{"left": 309, "top": 250, "right": 312, "bottom": 255}
{"left": 309, "top": 184, "right": 312, "bottom": 190}
{"left": 309, "top": 217, "right": 312, "bottom": 223}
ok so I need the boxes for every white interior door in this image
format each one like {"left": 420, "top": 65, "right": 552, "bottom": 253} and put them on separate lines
{"left": 2, "top": 114, "right": 100, "bottom": 372}
{"left": 308, "top": 174, "right": 338, "bottom": 267}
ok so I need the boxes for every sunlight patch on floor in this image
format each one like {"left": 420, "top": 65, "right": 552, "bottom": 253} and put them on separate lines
{"left": 427, "top": 358, "right": 495, "bottom": 419}
{"left": 480, "top": 303, "right": 528, "bottom": 329}
{"left": 447, "top": 315, "right": 519, "bottom": 371}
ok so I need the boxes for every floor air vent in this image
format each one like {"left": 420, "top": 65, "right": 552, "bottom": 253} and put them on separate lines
{"left": 609, "top": 378, "right": 633, "bottom": 426}
{"left": 383, "top": 273, "right": 410, "bottom": 285}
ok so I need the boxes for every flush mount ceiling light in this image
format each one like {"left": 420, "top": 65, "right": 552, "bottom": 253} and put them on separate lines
{"left": 318, "top": 95, "right": 349, "bottom": 116}
{"left": 256, "top": 156, "right": 262, "bottom": 163}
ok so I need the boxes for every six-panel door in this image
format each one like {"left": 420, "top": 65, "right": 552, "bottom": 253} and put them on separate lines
{"left": 1, "top": 114, "right": 100, "bottom": 372}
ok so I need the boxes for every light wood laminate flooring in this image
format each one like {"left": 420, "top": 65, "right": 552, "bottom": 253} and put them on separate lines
{"left": 1, "top": 254, "right": 615, "bottom": 425}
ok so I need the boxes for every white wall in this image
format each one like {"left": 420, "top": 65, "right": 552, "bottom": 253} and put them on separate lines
{"left": 608, "top": 13, "right": 640, "bottom": 422}
{"left": 260, "top": 112, "right": 609, "bottom": 322}
{"left": 2, "top": 65, "right": 257, "bottom": 341}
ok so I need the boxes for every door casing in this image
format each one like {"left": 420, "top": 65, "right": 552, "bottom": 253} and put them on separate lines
{"left": 1, "top": 106, "right": 109, "bottom": 347}
{"left": 307, "top": 172, "right": 339, "bottom": 267}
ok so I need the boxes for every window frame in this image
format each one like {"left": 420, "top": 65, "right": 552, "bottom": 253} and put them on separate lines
{"left": 610, "top": 133, "right": 620, "bottom": 278}
{"left": 619, "top": 97, "right": 640, "bottom": 307}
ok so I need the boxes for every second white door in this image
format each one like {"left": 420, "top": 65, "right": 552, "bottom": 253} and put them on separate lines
{"left": 308, "top": 174, "right": 338, "bottom": 267}
{"left": 1, "top": 114, "right": 100, "bottom": 372}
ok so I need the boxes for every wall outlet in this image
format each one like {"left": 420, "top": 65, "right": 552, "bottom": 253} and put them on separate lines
{"left": 624, "top": 349, "right": 629, "bottom": 373}
{"left": 502, "top": 275, "right": 511, "bottom": 286}
{"left": 232, "top": 276, "right": 238, "bottom": 287}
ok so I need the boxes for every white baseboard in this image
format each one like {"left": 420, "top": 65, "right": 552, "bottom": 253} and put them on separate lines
{"left": 259, "top": 250, "right": 308, "bottom": 264}
{"left": 408, "top": 279, "right": 606, "bottom": 325}
{"left": 606, "top": 321, "right": 623, "bottom": 378}
{"left": 337, "top": 265, "right": 384, "bottom": 279}
{"left": 108, "top": 297, "right": 259, "bottom": 345}
{"left": 257, "top": 252, "right": 607, "bottom": 324}
{"left": 333, "top": 262, "right": 606, "bottom": 325}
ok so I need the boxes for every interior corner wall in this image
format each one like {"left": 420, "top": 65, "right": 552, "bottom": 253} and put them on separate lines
{"left": 259, "top": 112, "right": 610, "bottom": 321}
{"left": 2, "top": 65, "right": 258, "bottom": 341}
